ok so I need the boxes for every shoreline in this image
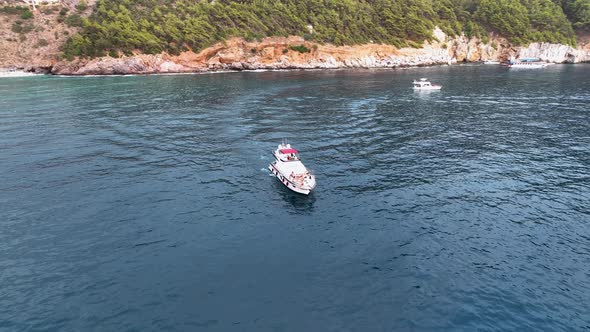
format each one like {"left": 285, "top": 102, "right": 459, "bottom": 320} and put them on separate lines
{"left": 3, "top": 62, "right": 454, "bottom": 77}
{"left": 0, "top": 61, "right": 590, "bottom": 79}
{"left": 1, "top": 63, "right": 457, "bottom": 78}
{"left": 3, "top": 62, "right": 589, "bottom": 78}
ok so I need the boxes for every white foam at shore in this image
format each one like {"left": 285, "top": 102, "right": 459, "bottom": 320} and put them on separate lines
{"left": 0, "top": 71, "right": 43, "bottom": 78}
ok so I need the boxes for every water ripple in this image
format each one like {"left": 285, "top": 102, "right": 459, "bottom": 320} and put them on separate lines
{"left": 1, "top": 66, "right": 589, "bottom": 331}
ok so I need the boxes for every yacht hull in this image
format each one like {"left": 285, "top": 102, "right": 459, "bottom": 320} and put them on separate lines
{"left": 509, "top": 64, "right": 547, "bottom": 69}
{"left": 268, "top": 163, "right": 312, "bottom": 195}
{"left": 413, "top": 86, "right": 442, "bottom": 90}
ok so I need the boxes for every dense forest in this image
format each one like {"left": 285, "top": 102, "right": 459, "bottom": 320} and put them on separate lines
{"left": 54, "top": 0, "right": 589, "bottom": 58}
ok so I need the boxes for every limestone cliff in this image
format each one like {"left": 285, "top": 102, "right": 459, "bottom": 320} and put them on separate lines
{"left": 51, "top": 36, "right": 454, "bottom": 75}
{"left": 518, "top": 42, "right": 590, "bottom": 63}
{"left": 51, "top": 29, "right": 590, "bottom": 75}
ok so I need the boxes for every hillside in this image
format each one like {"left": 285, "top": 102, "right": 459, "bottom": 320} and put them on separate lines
{"left": 60, "top": 0, "right": 579, "bottom": 58}
{"left": 1, "top": 0, "right": 589, "bottom": 73}
{"left": 0, "top": 0, "right": 95, "bottom": 70}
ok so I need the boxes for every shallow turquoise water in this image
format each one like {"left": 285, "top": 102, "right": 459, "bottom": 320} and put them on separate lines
{"left": 1, "top": 65, "right": 589, "bottom": 331}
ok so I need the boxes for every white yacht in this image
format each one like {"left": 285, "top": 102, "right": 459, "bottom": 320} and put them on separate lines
{"left": 508, "top": 57, "right": 549, "bottom": 69}
{"left": 412, "top": 78, "right": 442, "bottom": 90}
{"left": 268, "top": 142, "right": 316, "bottom": 195}
{"left": 484, "top": 60, "right": 500, "bottom": 65}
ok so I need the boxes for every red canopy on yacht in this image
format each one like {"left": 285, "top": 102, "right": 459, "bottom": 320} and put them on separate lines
{"left": 279, "top": 148, "right": 299, "bottom": 154}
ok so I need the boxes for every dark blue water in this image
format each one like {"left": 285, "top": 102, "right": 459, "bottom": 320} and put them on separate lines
{"left": 1, "top": 65, "right": 590, "bottom": 331}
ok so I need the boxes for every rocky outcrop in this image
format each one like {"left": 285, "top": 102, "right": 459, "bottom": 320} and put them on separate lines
{"left": 448, "top": 35, "right": 505, "bottom": 62}
{"left": 52, "top": 54, "right": 195, "bottom": 75}
{"left": 518, "top": 42, "right": 590, "bottom": 63}
{"left": 428, "top": 29, "right": 590, "bottom": 64}
{"left": 51, "top": 35, "right": 458, "bottom": 75}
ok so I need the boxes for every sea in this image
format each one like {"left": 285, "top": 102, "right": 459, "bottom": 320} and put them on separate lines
{"left": 1, "top": 65, "right": 589, "bottom": 331}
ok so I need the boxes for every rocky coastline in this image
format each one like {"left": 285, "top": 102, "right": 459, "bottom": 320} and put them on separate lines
{"left": 8, "top": 29, "right": 590, "bottom": 76}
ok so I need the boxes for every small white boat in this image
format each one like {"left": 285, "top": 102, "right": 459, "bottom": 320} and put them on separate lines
{"left": 268, "top": 141, "right": 316, "bottom": 195}
{"left": 413, "top": 78, "right": 442, "bottom": 90}
{"left": 484, "top": 60, "right": 500, "bottom": 65}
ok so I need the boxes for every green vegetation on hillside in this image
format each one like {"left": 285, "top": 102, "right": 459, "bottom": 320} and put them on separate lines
{"left": 474, "top": 0, "right": 575, "bottom": 45}
{"left": 0, "top": 5, "right": 33, "bottom": 19}
{"left": 561, "top": 0, "right": 590, "bottom": 30}
{"left": 53, "top": 0, "right": 579, "bottom": 58}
